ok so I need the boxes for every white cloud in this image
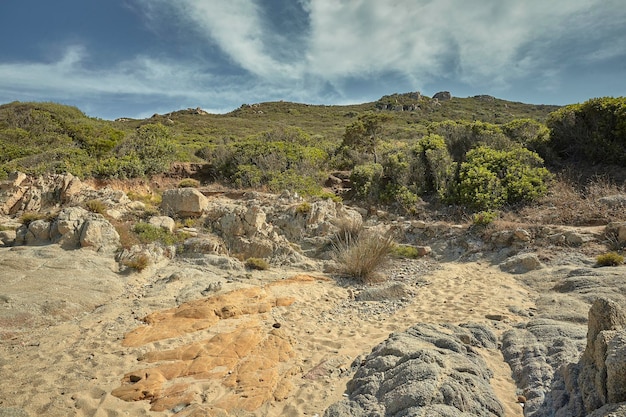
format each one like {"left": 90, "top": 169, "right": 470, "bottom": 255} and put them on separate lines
{"left": 303, "top": 0, "right": 613, "bottom": 88}
{"left": 1, "top": 1, "right": 624, "bottom": 118}
{"left": 148, "top": 0, "right": 303, "bottom": 80}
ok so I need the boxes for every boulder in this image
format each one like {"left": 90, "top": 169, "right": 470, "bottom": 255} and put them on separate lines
{"left": 148, "top": 216, "right": 175, "bottom": 233}
{"left": 432, "top": 91, "right": 452, "bottom": 101}
{"left": 161, "top": 188, "right": 208, "bottom": 217}
{"left": 24, "top": 219, "right": 52, "bottom": 245}
{"left": 500, "top": 253, "right": 543, "bottom": 274}
{"left": 325, "top": 323, "right": 504, "bottom": 417}
{"left": 578, "top": 299, "right": 626, "bottom": 414}
{"left": 79, "top": 218, "right": 120, "bottom": 253}
{"left": 10, "top": 207, "right": 121, "bottom": 253}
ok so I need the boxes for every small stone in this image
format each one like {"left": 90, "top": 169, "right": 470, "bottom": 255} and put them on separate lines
{"left": 485, "top": 314, "right": 507, "bottom": 321}
{"left": 416, "top": 246, "right": 432, "bottom": 256}
{"left": 272, "top": 323, "right": 282, "bottom": 329}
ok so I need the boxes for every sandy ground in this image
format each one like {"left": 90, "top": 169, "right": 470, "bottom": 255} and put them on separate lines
{"left": 0, "top": 246, "right": 532, "bottom": 416}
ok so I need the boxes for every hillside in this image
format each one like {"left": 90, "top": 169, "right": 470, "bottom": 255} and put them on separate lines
{"left": 0, "top": 93, "right": 558, "bottom": 180}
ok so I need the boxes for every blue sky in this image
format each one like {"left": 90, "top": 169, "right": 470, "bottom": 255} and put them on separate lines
{"left": 0, "top": 0, "right": 624, "bottom": 120}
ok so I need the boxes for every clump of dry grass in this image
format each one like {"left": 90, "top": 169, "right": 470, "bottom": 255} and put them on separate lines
{"left": 122, "top": 253, "right": 150, "bottom": 272}
{"left": 520, "top": 175, "right": 626, "bottom": 225}
{"left": 245, "top": 257, "right": 270, "bottom": 270}
{"left": 332, "top": 230, "right": 395, "bottom": 283}
{"left": 85, "top": 199, "right": 107, "bottom": 214}
{"left": 596, "top": 251, "right": 624, "bottom": 267}
{"left": 331, "top": 217, "right": 364, "bottom": 246}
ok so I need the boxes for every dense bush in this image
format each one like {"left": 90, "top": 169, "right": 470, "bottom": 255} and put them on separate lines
{"left": 204, "top": 127, "right": 328, "bottom": 195}
{"left": 449, "top": 146, "right": 551, "bottom": 210}
{"left": 340, "top": 113, "right": 393, "bottom": 163}
{"left": 547, "top": 97, "right": 626, "bottom": 164}
{"left": 350, "top": 163, "right": 384, "bottom": 200}
{"left": 428, "top": 120, "right": 513, "bottom": 162}
{"left": 414, "top": 134, "right": 454, "bottom": 195}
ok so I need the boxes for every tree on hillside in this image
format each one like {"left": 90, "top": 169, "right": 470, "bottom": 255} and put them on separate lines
{"left": 341, "top": 113, "right": 393, "bottom": 163}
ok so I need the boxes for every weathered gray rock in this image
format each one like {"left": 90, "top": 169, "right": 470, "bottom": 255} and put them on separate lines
{"left": 181, "top": 236, "right": 226, "bottom": 255}
{"left": 0, "top": 229, "right": 17, "bottom": 246}
{"left": 161, "top": 188, "right": 208, "bottom": 217}
{"left": 355, "top": 282, "right": 414, "bottom": 302}
{"left": 10, "top": 207, "right": 121, "bottom": 253}
{"left": 24, "top": 219, "right": 52, "bottom": 245}
{"left": 79, "top": 218, "right": 120, "bottom": 253}
{"left": 578, "top": 298, "right": 626, "bottom": 414}
{"left": 325, "top": 323, "right": 503, "bottom": 417}
{"left": 148, "top": 215, "right": 175, "bottom": 233}
{"left": 432, "top": 91, "right": 452, "bottom": 101}
{"left": 500, "top": 253, "right": 543, "bottom": 274}
{"left": 506, "top": 298, "right": 626, "bottom": 417}
{"left": 0, "top": 173, "right": 87, "bottom": 215}
{"left": 598, "top": 194, "right": 626, "bottom": 208}
{"left": 606, "top": 332, "right": 626, "bottom": 405}
{"left": 606, "top": 221, "right": 626, "bottom": 243}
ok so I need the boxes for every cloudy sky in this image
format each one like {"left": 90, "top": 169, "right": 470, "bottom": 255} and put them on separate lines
{"left": 0, "top": 0, "right": 624, "bottom": 120}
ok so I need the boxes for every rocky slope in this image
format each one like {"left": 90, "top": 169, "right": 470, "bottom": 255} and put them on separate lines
{"left": 1, "top": 173, "right": 626, "bottom": 416}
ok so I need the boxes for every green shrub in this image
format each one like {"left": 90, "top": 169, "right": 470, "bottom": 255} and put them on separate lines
{"left": 547, "top": 97, "right": 626, "bottom": 165}
{"left": 415, "top": 134, "right": 454, "bottom": 194}
{"left": 332, "top": 231, "right": 395, "bottom": 283}
{"left": 391, "top": 244, "right": 421, "bottom": 259}
{"left": 295, "top": 202, "right": 312, "bottom": 214}
{"left": 108, "top": 123, "right": 176, "bottom": 177}
{"left": 382, "top": 185, "right": 419, "bottom": 214}
{"left": 245, "top": 257, "right": 270, "bottom": 270}
{"left": 133, "top": 223, "right": 181, "bottom": 246}
{"left": 350, "top": 163, "right": 383, "bottom": 200}
{"left": 178, "top": 178, "right": 200, "bottom": 188}
{"left": 340, "top": 113, "right": 393, "bottom": 163}
{"left": 596, "top": 252, "right": 624, "bottom": 267}
{"left": 472, "top": 210, "right": 499, "bottom": 226}
{"left": 449, "top": 146, "right": 551, "bottom": 210}
{"left": 85, "top": 199, "right": 107, "bottom": 214}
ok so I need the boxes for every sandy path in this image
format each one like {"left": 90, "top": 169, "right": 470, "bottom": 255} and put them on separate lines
{"left": 0, "top": 251, "right": 532, "bottom": 417}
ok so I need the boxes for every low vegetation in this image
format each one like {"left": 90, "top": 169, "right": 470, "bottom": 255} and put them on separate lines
{"left": 133, "top": 223, "right": 182, "bottom": 246}
{"left": 596, "top": 252, "right": 625, "bottom": 267}
{"left": 245, "top": 257, "right": 270, "bottom": 270}
{"left": 85, "top": 199, "right": 107, "bottom": 214}
{"left": 333, "top": 231, "right": 395, "bottom": 283}
{"left": 1, "top": 95, "right": 624, "bottom": 224}
{"left": 122, "top": 253, "right": 150, "bottom": 272}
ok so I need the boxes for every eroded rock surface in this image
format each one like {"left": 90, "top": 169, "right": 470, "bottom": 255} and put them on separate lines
{"left": 324, "top": 323, "right": 504, "bottom": 417}
{"left": 112, "top": 275, "right": 321, "bottom": 415}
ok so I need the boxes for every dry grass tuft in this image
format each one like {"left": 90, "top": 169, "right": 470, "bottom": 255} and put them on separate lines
{"left": 596, "top": 251, "right": 624, "bottom": 267}
{"left": 122, "top": 253, "right": 150, "bottom": 272}
{"left": 520, "top": 175, "right": 626, "bottom": 226}
{"left": 333, "top": 230, "right": 395, "bottom": 283}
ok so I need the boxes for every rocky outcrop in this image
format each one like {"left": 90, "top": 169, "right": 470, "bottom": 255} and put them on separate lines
{"left": 161, "top": 188, "right": 208, "bottom": 217}
{"left": 13, "top": 207, "right": 120, "bottom": 253}
{"left": 503, "top": 297, "right": 626, "bottom": 417}
{"left": 324, "top": 323, "right": 504, "bottom": 417}
{"left": 577, "top": 298, "right": 626, "bottom": 414}
{"left": 433, "top": 91, "right": 452, "bottom": 101}
{"left": 0, "top": 172, "right": 85, "bottom": 214}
